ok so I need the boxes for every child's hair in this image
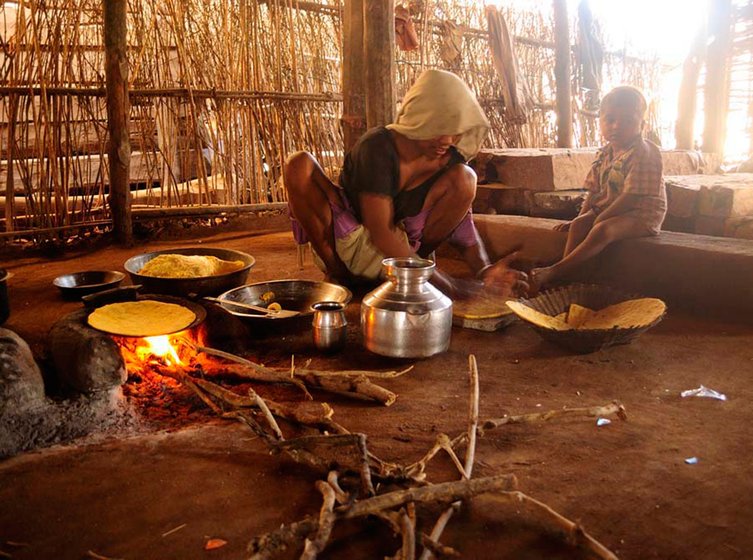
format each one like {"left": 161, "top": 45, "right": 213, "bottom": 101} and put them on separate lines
{"left": 600, "top": 86, "right": 647, "bottom": 117}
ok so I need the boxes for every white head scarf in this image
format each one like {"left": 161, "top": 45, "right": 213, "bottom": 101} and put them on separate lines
{"left": 386, "top": 69, "right": 491, "bottom": 160}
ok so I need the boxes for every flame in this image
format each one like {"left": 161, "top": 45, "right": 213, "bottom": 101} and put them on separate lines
{"left": 137, "top": 335, "right": 183, "bottom": 366}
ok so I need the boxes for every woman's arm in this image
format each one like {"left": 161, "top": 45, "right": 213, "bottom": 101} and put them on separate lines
{"left": 359, "top": 192, "right": 414, "bottom": 257}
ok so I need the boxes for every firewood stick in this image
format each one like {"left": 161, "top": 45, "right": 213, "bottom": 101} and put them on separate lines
{"left": 419, "top": 535, "right": 460, "bottom": 558}
{"left": 292, "top": 366, "right": 414, "bottom": 379}
{"left": 195, "top": 344, "right": 410, "bottom": 380}
{"left": 301, "top": 480, "right": 337, "bottom": 560}
{"left": 248, "top": 518, "right": 319, "bottom": 560}
{"left": 338, "top": 474, "right": 518, "bottom": 519}
{"left": 486, "top": 491, "right": 619, "bottom": 560}
{"left": 248, "top": 387, "right": 284, "bottom": 441}
{"left": 181, "top": 376, "right": 224, "bottom": 415}
{"left": 191, "top": 377, "right": 336, "bottom": 431}
{"left": 249, "top": 475, "right": 517, "bottom": 559}
{"left": 420, "top": 355, "right": 480, "bottom": 560}
{"left": 481, "top": 401, "right": 627, "bottom": 432}
{"left": 399, "top": 507, "right": 416, "bottom": 560}
{"left": 326, "top": 471, "right": 350, "bottom": 505}
{"left": 200, "top": 361, "right": 397, "bottom": 406}
{"left": 464, "top": 355, "right": 480, "bottom": 479}
{"left": 195, "top": 347, "right": 312, "bottom": 398}
{"left": 294, "top": 372, "right": 397, "bottom": 406}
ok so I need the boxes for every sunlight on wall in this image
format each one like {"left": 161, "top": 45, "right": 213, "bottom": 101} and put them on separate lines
{"left": 483, "top": 0, "right": 747, "bottom": 161}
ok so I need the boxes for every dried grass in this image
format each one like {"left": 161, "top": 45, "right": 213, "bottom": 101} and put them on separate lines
{"left": 0, "top": 0, "right": 661, "bottom": 239}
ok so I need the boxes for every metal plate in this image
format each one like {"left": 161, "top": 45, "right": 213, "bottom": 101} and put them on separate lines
{"left": 216, "top": 279, "right": 352, "bottom": 323}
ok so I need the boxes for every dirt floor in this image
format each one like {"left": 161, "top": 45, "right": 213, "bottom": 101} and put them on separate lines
{"left": 1, "top": 222, "right": 752, "bottom": 559}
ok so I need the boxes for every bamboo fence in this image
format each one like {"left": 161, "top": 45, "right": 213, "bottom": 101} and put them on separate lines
{"left": 0, "top": 0, "right": 662, "bottom": 241}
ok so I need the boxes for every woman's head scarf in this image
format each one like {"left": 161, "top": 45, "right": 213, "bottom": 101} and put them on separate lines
{"left": 386, "top": 69, "right": 490, "bottom": 160}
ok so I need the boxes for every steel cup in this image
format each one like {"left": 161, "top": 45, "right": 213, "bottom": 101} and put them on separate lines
{"left": 312, "top": 301, "right": 347, "bottom": 353}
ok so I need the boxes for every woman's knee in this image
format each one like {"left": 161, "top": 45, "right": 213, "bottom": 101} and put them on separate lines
{"left": 441, "top": 163, "right": 477, "bottom": 205}
{"left": 284, "top": 151, "right": 317, "bottom": 195}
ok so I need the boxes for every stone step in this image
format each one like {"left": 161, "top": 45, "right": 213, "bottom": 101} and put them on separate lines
{"left": 471, "top": 148, "right": 720, "bottom": 192}
{"left": 472, "top": 214, "right": 753, "bottom": 321}
{"left": 666, "top": 173, "right": 753, "bottom": 219}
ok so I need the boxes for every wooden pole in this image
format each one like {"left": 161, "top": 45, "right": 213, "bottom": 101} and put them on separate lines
{"left": 363, "top": 0, "right": 395, "bottom": 128}
{"left": 702, "top": 0, "right": 732, "bottom": 156}
{"left": 342, "top": 0, "right": 367, "bottom": 152}
{"left": 675, "top": 29, "right": 706, "bottom": 150}
{"left": 103, "top": 0, "right": 132, "bottom": 245}
{"left": 553, "top": 0, "right": 572, "bottom": 148}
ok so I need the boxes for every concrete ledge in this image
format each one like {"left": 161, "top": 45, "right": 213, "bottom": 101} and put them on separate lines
{"left": 473, "top": 214, "right": 753, "bottom": 321}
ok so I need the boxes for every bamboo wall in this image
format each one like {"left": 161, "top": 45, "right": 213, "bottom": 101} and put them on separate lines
{"left": 0, "top": 0, "right": 661, "bottom": 239}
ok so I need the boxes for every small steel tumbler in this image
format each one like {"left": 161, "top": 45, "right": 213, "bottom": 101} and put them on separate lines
{"left": 312, "top": 301, "right": 348, "bottom": 353}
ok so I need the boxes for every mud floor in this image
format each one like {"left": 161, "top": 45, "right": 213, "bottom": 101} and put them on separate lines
{"left": 1, "top": 225, "right": 752, "bottom": 559}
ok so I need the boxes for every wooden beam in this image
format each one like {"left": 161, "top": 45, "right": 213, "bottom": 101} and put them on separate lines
{"left": 103, "top": 0, "right": 132, "bottom": 245}
{"left": 342, "top": 0, "right": 367, "bottom": 152}
{"left": 363, "top": 0, "right": 395, "bottom": 128}
{"left": 675, "top": 29, "right": 705, "bottom": 150}
{"left": 702, "top": 0, "right": 732, "bottom": 155}
{"left": 553, "top": 0, "right": 572, "bottom": 148}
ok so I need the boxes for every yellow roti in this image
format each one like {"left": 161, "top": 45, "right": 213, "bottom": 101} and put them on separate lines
{"left": 139, "top": 254, "right": 245, "bottom": 278}
{"left": 88, "top": 300, "right": 197, "bottom": 337}
{"left": 565, "top": 303, "right": 592, "bottom": 328}
{"left": 578, "top": 298, "right": 666, "bottom": 330}
{"left": 505, "top": 301, "right": 570, "bottom": 331}
{"left": 453, "top": 295, "right": 513, "bottom": 320}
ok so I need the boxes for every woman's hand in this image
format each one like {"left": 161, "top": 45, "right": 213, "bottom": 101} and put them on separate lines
{"left": 478, "top": 252, "right": 529, "bottom": 298}
{"left": 553, "top": 221, "right": 571, "bottom": 232}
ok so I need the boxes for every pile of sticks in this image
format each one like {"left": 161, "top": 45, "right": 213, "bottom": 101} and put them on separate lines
{"left": 152, "top": 343, "right": 624, "bottom": 559}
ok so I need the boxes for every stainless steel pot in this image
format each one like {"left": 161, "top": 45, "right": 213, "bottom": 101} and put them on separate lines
{"left": 361, "top": 257, "right": 452, "bottom": 358}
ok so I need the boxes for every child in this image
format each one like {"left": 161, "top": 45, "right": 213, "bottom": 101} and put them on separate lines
{"left": 531, "top": 85, "right": 666, "bottom": 290}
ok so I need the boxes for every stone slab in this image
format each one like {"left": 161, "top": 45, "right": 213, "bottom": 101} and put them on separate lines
{"left": 530, "top": 189, "right": 586, "bottom": 218}
{"left": 473, "top": 214, "right": 753, "bottom": 321}
{"left": 697, "top": 174, "right": 753, "bottom": 218}
{"left": 665, "top": 176, "right": 702, "bottom": 219}
{"left": 472, "top": 148, "right": 721, "bottom": 193}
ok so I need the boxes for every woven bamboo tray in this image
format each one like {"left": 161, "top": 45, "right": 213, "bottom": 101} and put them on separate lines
{"left": 512, "top": 284, "right": 667, "bottom": 354}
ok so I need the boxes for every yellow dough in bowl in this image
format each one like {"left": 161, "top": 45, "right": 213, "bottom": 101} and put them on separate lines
{"left": 139, "top": 254, "right": 245, "bottom": 278}
{"left": 88, "top": 300, "right": 196, "bottom": 336}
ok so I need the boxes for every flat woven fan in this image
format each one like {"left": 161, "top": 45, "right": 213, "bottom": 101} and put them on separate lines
{"left": 508, "top": 284, "right": 667, "bottom": 354}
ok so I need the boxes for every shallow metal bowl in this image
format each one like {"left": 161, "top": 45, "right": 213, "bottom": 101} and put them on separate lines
{"left": 53, "top": 271, "right": 125, "bottom": 300}
{"left": 124, "top": 247, "right": 255, "bottom": 298}
{"left": 217, "top": 280, "right": 352, "bottom": 323}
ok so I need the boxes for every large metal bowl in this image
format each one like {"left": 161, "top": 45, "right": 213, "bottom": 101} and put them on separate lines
{"left": 216, "top": 280, "right": 352, "bottom": 324}
{"left": 124, "top": 247, "right": 255, "bottom": 298}
{"left": 53, "top": 270, "right": 125, "bottom": 300}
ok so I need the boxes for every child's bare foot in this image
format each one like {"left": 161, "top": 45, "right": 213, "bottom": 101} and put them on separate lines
{"left": 529, "top": 266, "right": 554, "bottom": 295}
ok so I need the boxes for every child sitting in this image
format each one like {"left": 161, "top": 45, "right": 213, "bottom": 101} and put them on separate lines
{"left": 531, "top": 85, "right": 666, "bottom": 290}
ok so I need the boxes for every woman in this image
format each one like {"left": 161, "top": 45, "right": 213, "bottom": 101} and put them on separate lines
{"left": 284, "top": 69, "right": 527, "bottom": 298}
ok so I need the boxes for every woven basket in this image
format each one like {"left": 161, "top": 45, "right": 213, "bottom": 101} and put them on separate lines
{"left": 513, "top": 284, "right": 666, "bottom": 354}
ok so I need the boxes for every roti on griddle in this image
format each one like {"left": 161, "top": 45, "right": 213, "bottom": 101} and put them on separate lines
{"left": 453, "top": 295, "right": 513, "bottom": 320}
{"left": 87, "top": 300, "right": 196, "bottom": 336}
{"left": 139, "top": 254, "right": 245, "bottom": 278}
